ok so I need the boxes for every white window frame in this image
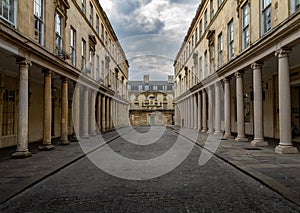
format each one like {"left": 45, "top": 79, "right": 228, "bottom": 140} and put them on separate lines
{"left": 261, "top": 0, "right": 272, "bottom": 34}
{"left": 89, "top": 48, "right": 94, "bottom": 75}
{"left": 89, "top": 1, "right": 93, "bottom": 26}
{"left": 81, "top": 0, "right": 85, "bottom": 14}
{"left": 210, "top": 0, "right": 214, "bottom": 20}
{"left": 290, "top": 0, "right": 300, "bottom": 14}
{"left": 101, "top": 60, "right": 104, "bottom": 81}
{"left": 242, "top": 2, "right": 250, "bottom": 50}
{"left": 96, "top": 55, "right": 99, "bottom": 80}
{"left": 96, "top": 14, "right": 99, "bottom": 35}
{"left": 81, "top": 39, "right": 86, "bottom": 71}
{"left": 34, "top": 0, "right": 44, "bottom": 45}
{"left": 199, "top": 19, "right": 203, "bottom": 38}
{"left": 0, "top": 0, "right": 17, "bottom": 26}
{"left": 199, "top": 56, "right": 203, "bottom": 80}
{"left": 228, "top": 20, "right": 234, "bottom": 60}
{"left": 210, "top": 43, "right": 215, "bottom": 73}
{"left": 70, "top": 27, "right": 76, "bottom": 66}
{"left": 218, "top": 0, "right": 222, "bottom": 8}
{"left": 55, "top": 12, "right": 63, "bottom": 52}
{"left": 204, "top": 10, "right": 208, "bottom": 30}
{"left": 204, "top": 50, "right": 208, "bottom": 78}
{"left": 218, "top": 33, "right": 222, "bottom": 68}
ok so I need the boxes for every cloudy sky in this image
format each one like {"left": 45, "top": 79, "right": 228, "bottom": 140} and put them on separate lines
{"left": 100, "top": 0, "right": 200, "bottom": 81}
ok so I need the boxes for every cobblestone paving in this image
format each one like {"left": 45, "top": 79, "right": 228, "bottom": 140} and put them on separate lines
{"left": 1, "top": 127, "right": 300, "bottom": 212}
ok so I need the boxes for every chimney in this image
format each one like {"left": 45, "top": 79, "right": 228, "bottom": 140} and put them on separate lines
{"left": 168, "top": 75, "right": 174, "bottom": 83}
{"left": 144, "top": 75, "right": 149, "bottom": 83}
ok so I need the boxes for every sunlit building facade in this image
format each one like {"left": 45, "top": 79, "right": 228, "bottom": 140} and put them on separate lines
{"left": 128, "top": 75, "right": 174, "bottom": 126}
{"left": 0, "top": 0, "right": 129, "bottom": 158}
{"left": 174, "top": 0, "right": 300, "bottom": 153}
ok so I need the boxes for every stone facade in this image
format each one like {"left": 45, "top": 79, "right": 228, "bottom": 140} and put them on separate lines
{"left": 128, "top": 75, "right": 174, "bottom": 126}
{"left": 0, "top": 0, "right": 129, "bottom": 157}
{"left": 174, "top": 0, "right": 300, "bottom": 153}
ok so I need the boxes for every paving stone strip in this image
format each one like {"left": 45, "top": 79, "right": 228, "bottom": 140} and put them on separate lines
{"left": 168, "top": 126, "right": 300, "bottom": 207}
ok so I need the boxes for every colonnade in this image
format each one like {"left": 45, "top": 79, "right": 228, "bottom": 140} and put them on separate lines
{"left": 175, "top": 49, "right": 298, "bottom": 154}
{"left": 12, "top": 59, "right": 129, "bottom": 158}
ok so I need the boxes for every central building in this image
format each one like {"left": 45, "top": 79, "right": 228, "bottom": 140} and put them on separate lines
{"left": 128, "top": 75, "right": 174, "bottom": 126}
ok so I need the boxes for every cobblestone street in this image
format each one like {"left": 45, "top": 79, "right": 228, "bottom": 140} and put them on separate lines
{"left": 1, "top": 127, "right": 299, "bottom": 212}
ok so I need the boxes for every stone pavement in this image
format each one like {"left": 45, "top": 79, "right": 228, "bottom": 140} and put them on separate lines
{"left": 169, "top": 126, "right": 300, "bottom": 206}
{"left": 0, "top": 129, "right": 123, "bottom": 204}
{"left": 0, "top": 126, "right": 299, "bottom": 212}
{"left": 0, "top": 126, "right": 300, "bottom": 209}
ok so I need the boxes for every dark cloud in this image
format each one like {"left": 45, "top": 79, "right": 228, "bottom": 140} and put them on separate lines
{"left": 101, "top": 0, "right": 199, "bottom": 80}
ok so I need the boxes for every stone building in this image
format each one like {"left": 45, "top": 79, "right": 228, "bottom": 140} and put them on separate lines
{"left": 128, "top": 75, "right": 174, "bottom": 126}
{"left": 174, "top": 0, "right": 300, "bottom": 154}
{"left": 0, "top": 0, "right": 129, "bottom": 158}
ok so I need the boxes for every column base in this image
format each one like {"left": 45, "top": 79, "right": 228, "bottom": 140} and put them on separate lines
{"left": 69, "top": 136, "right": 79, "bottom": 142}
{"left": 214, "top": 131, "right": 222, "bottom": 135}
{"left": 11, "top": 151, "right": 32, "bottom": 159}
{"left": 275, "top": 145, "right": 298, "bottom": 154}
{"left": 202, "top": 129, "right": 208, "bottom": 133}
{"left": 90, "top": 133, "right": 97, "bottom": 137}
{"left": 207, "top": 130, "right": 214, "bottom": 134}
{"left": 223, "top": 133, "right": 234, "bottom": 139}
{"left": 251, "top": 139, "right": 268, "bottom": 147}
{"left": 58, "top": 140, "right": 70, "bottom": 146}
{"left": 38, "top": 144, "right": 55, "bottom": 151}
{"left": 235, "top": 136, "right": 248, "bottom": 142}
{"left": 81, "top": 135, "right": 90, "bottom": 139}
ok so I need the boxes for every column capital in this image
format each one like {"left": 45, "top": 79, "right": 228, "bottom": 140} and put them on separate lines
{"left": 61, "top": 76, "right": 68, "bottom": 82}
{"left": 235, "top": 71, "right": 244, "bottom": 79}
{"left": 251, "top": 62, "right": 263, "bottom": 70}
{"left": 223, "top": 77, "right": 231, "bottom": 83}
{"left": 16, "top": 58, "right": 32, "bottom": 67}
{"left": 275, "top": 48, "right": 292, "bottom": 58}
{"left": 215, "top": 81, "right": 221, "bottom": 87}
{"left": 42, "top": 69, "right": 54, "bottom": 76}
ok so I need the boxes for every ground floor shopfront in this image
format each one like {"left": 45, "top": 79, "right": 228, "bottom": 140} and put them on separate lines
{"left": 175, "top": 14, "right": 300, "bottom": 154}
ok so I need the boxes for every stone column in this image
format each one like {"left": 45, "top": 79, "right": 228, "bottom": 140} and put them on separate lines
{"left": 39, "top": 70, "right": 55, "bottom": 150}
{"left": 235, "top": 71, "right": 248, "bottom": 142}
{"left": 82, "top": 86, "right": 89, "bottom": 139}
{"left": 90, "top": 90, "right": 96, "bottom": 136}
{"left": 115, "top": 101, "right": 118, "bottom": 128}
{"left": 106, "top": 97, "right": 110, "bottom": 131}
{"left": 207, "top": 86, "right": 214, "bottom": 134}
{"left": 110, "top": 98, "right": 113, "bottom": 129}
{"left": 197, "top": 92, "right": 202, "bottom": 131}
{"left": 59, "top": 77, "right": 70, "bottom": 145}
{"left": 190, "top": 96, "right": 193, "bottom": 128}
{"left": 73, "top": 83, "right": 81, "bottom": 140}
{"left": 275, "top": 49, "right": 298, "bottom": 154}
{"left": 12, "top": 59, "right": 32, "bottom": 158}
{"left": 97, "top": 93, "right": 101, "bottom": 133}
{"left": 194, "top": 94, "right": 198, "bottom": 129}
{"left": 214, "top": 82, "right": 221, "bottom": 134}
{"left": 185, "top": 98, "right": 188, "bottom": 127}
{"left": 223, "top": 78, "right": 233, "bottom": 139}
{"left": 251, "top": 63, "right": 268, "bottom": 147}
{"left": 102, "top": 95, "right": 106, "bottom": 132}
{"left": 202, "top": 90, "right": 208, "bottom": 132}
